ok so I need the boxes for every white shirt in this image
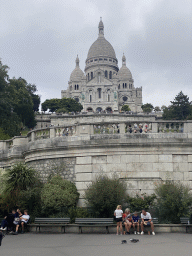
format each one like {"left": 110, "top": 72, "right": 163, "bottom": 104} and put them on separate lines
{"left": 115, "top": 209, "right": 123, "bottom": 218}
{"left": 21, "top": 214, "right": 30, "bottom": 223}
{"left": 141, "top": 212, "right": 151, "bottom": 220}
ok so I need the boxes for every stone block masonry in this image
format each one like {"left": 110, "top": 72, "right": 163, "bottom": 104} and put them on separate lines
{"left": 1, "top": 130, "right": 192, "bottom": 206}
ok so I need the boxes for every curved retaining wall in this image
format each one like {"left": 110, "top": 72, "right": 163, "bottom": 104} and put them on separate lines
{"left": 1, "top": 132, "right": 192, "bottom": 206}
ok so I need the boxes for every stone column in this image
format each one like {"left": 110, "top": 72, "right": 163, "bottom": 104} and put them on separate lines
{"left": 31, "top": 131, "right": 35, "bottom": 142}
{"left": 50, "top": 128, "right": 56, "bottom": 138}
{"left": 152, "top": 122, "right": 158, "bottom": 133}
{"left": 119, "top": 123, "right": 125, "bottom": 134}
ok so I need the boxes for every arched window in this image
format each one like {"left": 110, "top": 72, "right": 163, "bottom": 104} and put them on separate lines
{"left": 90, "top": 95, "right": 92, "bottom": 102}
{"left": 109, "top": 71, "right": 112, "bottom": 79}
{"left": 77, "top": 84, "right": 79, "bottom": 90}
{"left": 88, "top": 73, "right": 89, "bottom": 81}
{"left": 125, "top": 83, "right": 127, "bottom": 88}
{"left": 75, "top": 84, "right": 76, "bottom": 90}
{"left": 98, "top": 88, "right": 101, "bottom": 99}
{"left": 123, "top": 83, "right": 124, "bottom": 88}
{"left": 108, "top": 94, "right": 110, "bottom": 102}
{"left": 105, "top": 70, "right": 108, "bottom": 78}
{"left": 91, "top": 72, "right": 93, "bottom": 79}
{"left": 118, "top": 84, "right": 120, "bottom": 89}
{"left": 87, "top": 107, "right": 93, "bottom": 112}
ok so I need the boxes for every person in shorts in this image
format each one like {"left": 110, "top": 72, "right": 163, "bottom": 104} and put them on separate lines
{"left": 15, "top": 210, "right": 30, "bottom": 235}
{"left": 132, "top": 212, "right": 140, "bottom": 234}
{"left": 122, "top": 208, "right": 132, "bottom": 234}
{"left": 114, "top": 205, "right": 123, "bottom": 235}
{"left": 140, "top": 209, "right": 155, "bottom": 235}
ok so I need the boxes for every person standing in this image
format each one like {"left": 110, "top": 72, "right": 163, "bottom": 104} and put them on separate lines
{"left": 114, "top": 205, "right": 123, "bottom": 235}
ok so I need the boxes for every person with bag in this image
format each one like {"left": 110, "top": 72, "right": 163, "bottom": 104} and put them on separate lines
{"left": 14, "top": 210, "right": 30, "bottom": 235}
{"left": 13, "top": 209, "right": 22, "bottom": 234}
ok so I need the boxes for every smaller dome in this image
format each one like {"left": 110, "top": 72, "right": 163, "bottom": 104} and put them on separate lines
{"left": 118, "top": 66, "right": 132, "bottom": 80}
{"left": 118, "top": 54, "right": 132, "bottom": 80}
{"left": 70, "top": 55, "right": 84, "bottom": 81}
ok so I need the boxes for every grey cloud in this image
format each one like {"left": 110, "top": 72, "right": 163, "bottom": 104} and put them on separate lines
{"left": 0, "top": 0, "right": 191, "bottom": 107}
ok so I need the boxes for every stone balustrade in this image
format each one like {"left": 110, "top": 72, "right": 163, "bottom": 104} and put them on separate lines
{"left": 1, "top": 120, "right": 192, "bottom": 151}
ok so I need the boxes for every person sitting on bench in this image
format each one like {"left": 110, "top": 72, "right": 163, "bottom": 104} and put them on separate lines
{"left": 140, "top": 209, "right": 155, "bottom": 235}
{"left": 0, "top": 212, "right": 8, "bottom": 231}
{"left": 15, "top": 210, "right": 30, "bottom": 234}
{"left": 123, "top": 208, "right": 132, "bottom": 234}
{"left": 132, "top": 212, "right": 140, "bottom": 235}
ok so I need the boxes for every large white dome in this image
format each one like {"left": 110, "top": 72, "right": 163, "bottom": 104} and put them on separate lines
{"left": 87, "top": 37, "right": 116, "bottom": 60}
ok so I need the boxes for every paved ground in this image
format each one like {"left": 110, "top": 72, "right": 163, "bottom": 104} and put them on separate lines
{"left": 0, "top": 232, "right": 192, "bottom": 256}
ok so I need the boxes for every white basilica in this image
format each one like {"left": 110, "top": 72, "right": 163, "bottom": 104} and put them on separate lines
{"left": 61, "top": 18, "right": 142, "bottom": 112}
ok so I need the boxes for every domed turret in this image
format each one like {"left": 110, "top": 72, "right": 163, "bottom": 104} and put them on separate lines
{"left": 70, "top": 55, "right": 84, "bottom": 81}
{"left": 118, "top": 54, "right": 132, "bottom": 80}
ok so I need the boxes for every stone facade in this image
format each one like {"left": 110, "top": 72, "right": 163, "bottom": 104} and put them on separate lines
{"left": 61, "top": 19, "right": 142, "bottom": 113}
{"left": 27, "top": 158, "right": 76, "bottom": 182}
{"left": 1, "top": 116, "right": 192, "bottom": 206}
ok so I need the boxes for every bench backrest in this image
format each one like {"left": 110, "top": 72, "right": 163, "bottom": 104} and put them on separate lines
{"left": 34, "top": 218, "right": 70, "bottom": 224}
{"left": 180, "top": 217, "right": 189, "bottom": 224}
{"left": 152, "top": 218, "right": 159, "bottom": 224}
{"left": 75, "top": 218, "right": 114, "bottom": 224}
{"left": 138, "top": 217, "right": 158, "bottom": 224}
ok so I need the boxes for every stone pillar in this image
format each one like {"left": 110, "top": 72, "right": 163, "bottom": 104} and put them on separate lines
{"left": 89, "top": 124, "right": 94, "bottom": 135}
{"left": 152, "top": 122, "right": 158, "bottom": 133}
{"left": 184, "top": 121, "right": 192, "bottom": 133}
{"left": 119, "top": 123, "right": 125, "bottom": 134}
{"left": 50, "top": 128, "right": 56, "bottom": 138}
{"left": 31, "top": 131, "right": 35, "bottom": 142}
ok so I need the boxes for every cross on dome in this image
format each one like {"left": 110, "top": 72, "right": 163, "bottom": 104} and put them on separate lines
{"left": 122, "top": 53, "right": 126, "bottom": 66}
{"left": 98, "top": 17, "right": 104, "bottom": 37}
{"left": 76, "top": 55, "right": 79, "bottom": 67}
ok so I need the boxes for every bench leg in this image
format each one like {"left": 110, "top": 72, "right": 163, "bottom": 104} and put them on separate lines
{"left": 106, "top": 226, "right": 109, "bottom": 234}
{"left": 79, "top": 226, "right": 82, "bottom": 234}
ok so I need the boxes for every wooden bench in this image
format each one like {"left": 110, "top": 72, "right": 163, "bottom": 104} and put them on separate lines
{"left": 32, "top": 218, "right": 70, "bottom": 233}
{"left": 180, "top": 217, "right": 190, "bottom": 233}
{"left": 123, "top": 218, "right": 158, "bottom": 234}
{"left": 75, "top": 218, "right": 114, "bottom": 234}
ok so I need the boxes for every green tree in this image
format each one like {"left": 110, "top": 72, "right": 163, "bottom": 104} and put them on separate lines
{"left": 161, "top": 105, "right": 167, "bottom": 111}
{"left": 26, "top": 83, "right": 40, "bottom": 112}
{"left": 0, "top": 127, "right": 10, "bottom": 140}
{"left": 155, "top": 180, "right": 192, "bottom": 223}
{"left": 41, "top": 98, "right": 83, "bottom": 113}
{"left": 141, "top": 103, "right": 154, "bottom": 113}
{"left": 0, "top": 60, "right": 38, "bottom": 137}
{"left": 121, "top": 105, "right": 131, "bottom": 112}
{"left": 84, "top": 175, "right": 127, "bottom": 218}
{"left": 126, "top": 193, "right": 156, "bottom": 212}
{"left": 41, "top": 175, "right": 79, "bottom": 215}
{"left": 9, "top": 78, "right": 36, "bottom": 128}
{"left": 154, "top": 106, "right": 161, "bottom": 112}
{"left": 0, "top": 60, "right": 20, "bottom": 138}
{"left": 163, "top": 91, "right": 191, "bottom": 120}
{"left": 1, "top": 162, "right": 42, "bottom": 214}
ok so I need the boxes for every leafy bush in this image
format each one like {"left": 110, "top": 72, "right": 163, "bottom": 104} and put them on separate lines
{"left": 121, "top": 105, "right": 131, "bottom": 112}
{"left": 84, "top": 174, "right": 127, "bottom": 218}
{"left": 68, "top": 207, "right": 90, "bottom": 223}
{"left": 154, "top": 180, "right": 192, "bottom": 223}
{"left": 41, "top": 175, "right": 79, "bottom": 216}
{"left": 126, "top": 193, "right": 156, "bottom": 212}
{"left": 0, "top": 162, "right": 42, "bottom": 217}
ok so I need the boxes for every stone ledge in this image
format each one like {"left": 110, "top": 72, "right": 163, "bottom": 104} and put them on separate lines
{"left": 28, "top": 224, "right": 192, "bottom": 234}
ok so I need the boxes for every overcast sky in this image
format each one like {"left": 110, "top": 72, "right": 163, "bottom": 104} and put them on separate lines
{"left": 1, "top": 0, "right": 192, "bottom": 109}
